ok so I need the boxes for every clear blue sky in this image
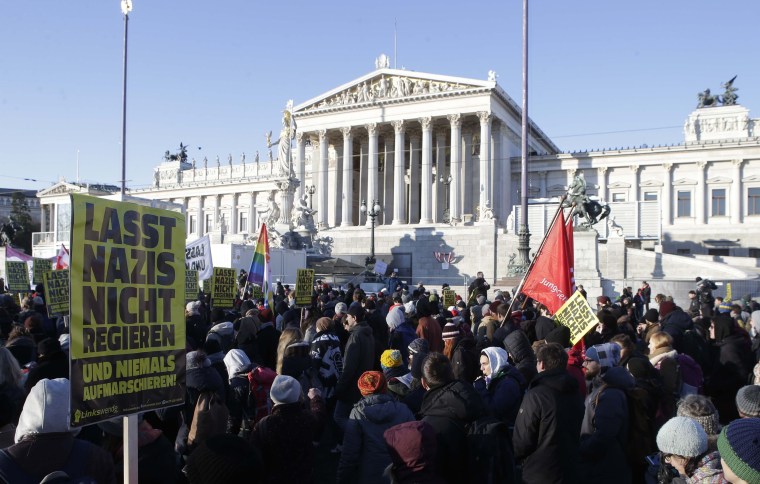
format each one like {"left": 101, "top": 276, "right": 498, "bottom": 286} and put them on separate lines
{"left": 2, "top": 0, "right": 758, "bottom": 192}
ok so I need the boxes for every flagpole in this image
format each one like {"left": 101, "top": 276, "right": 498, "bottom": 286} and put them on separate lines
{"left": 508, "top": 196, "right": 567, "bottom": 314}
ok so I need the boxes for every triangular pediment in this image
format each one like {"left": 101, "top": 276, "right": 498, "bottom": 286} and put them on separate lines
{"left": 743, "top": 174, "right": 760, "bottom": 183}
{"left": 294, "top": 68, "right": 494, "bottom": 113}
{"left": 608, "top": 181, "right": 631, "bottom": 189}
{"left": 640, "top": 179, "right": 663, "bottom": 187}
{"left": 673, "top": 178, "right": 697, "bottom": 186}
{"left": 706, "top": 176, "right": 733, "bottom": 184}
{"left": 37, "top": 181, "right": 84, "bottom": 197}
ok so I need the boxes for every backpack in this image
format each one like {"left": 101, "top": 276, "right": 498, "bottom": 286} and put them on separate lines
{"left": 594, "top": 384, "right": 656, "bottom": 475}
{"left": 248, "top": 366, "right": 277, "bottom": 423}
{"left": 188, "top": 390, "right": 229, "bottom": 447}
{"left": 675, "top": 353, "right": 703, "bottom": 397}
{"left": 466, "top": 416, "right": 516, "bottom": 484}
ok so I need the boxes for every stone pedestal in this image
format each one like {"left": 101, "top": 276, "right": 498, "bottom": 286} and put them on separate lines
{"left": 604, "top": 235, "right": 626, "bottom": 280}
{"left": 573, "top": 227, "right": 602, "bottom": 296}
{"left": 684, "top": 105, "right": 750, "bottom": 143}
{"left": 276, "top": 178, "right": 300, "bottom": 227}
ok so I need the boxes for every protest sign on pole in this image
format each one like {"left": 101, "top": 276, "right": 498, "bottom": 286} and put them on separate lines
{"left": 295, "top": 268, "right": 314, "bottom": 307}
{"left": 68, "top": 193, "right": 186, "bottom": 428}
{"left": 442, "top": 289, "right": 457, "bottom": 308}
{"left": 553, "top": 290, "right": 598, "bottom": 345}
{"left": 251, "top": 284, "right": 263, "bottom": 301}
{"left": 5, "top": 261, "right": 30, "bottom": 292}
{"left": 33, "top": 258, "right": 52, "bottom": 285}
{"left": 373, "top": 260, "right": 388, "bottom": 277}
{"left": 185, "top": 234, "right": 213, "bottom": 281}
{"left": 185, "top": 270, "right": 199, "bottom": 303}
{"left": 211, "top": 267, "right": 237, "bottom": 309}
{"left": 43, "top": 269, "right": 70, "bottom": 317}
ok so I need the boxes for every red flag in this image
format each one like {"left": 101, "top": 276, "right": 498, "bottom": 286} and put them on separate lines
{"left": 55, "top": 244, "right": 69, "bottom": 270}
{"left": 565, "top": 218, "right": 575, "bottom": 293}
{"left": 521, "top": 211, "right": 572, "bottom": 315}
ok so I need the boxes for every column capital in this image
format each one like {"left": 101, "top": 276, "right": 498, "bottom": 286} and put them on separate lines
{"left": 295, "top": 131, "right": 304, "bottom": 143}
{"left": 447, "top": 113, "right": 462, "bottom": 128}
{"left": 732, "top": 158, "right": 745, "bottom": 167}
{"left": 419, "top": 116, "right": 432, "bottom": 131}
{"left": 317, "top": 129, "right": 327, "bottom": 141}
{"left": 629, "top": 165, "right": 640, "bottom": 174}
{"left": 696, "top": 161, "right": 707, "bottom": 170}
{"left": 391, "top": 120, "right": 405, "bottom": 133}
{"left": 366, "top": 122, "right": 378, "bottom": 137}
{"left": 341, "top": 126, "right": 353, "bottom": 139}
{"left": 477, "top": 111, "right": 492, "bottom": 125}
{"left": 597, "top": 166, "right": 608, "bottom": 175}
{"left": 663, "top": 163, "right": 673, "bottom": 172}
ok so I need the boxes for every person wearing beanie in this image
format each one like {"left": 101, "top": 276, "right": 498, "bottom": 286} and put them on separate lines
{"left": 637, "top": 308, "right": 662, "bottom": 349}
{"left": 397, "top": 339, "right": 430, "bottom": 415}
{"left": 474, "top": 347, "right": 525, "bottom": 426}
{"left": 185, "top": 434, "right": 262, "bottom": 484}
{"left": 735, "top": 384, "right": 760, "bottom": 418}
{"left": 380, "top": 349, "right": 406, "bottom": 380}
{"left": 442, "top": 318, "right": 479, "bottom": 384}
{"left": 1, "top": 379, "right": 115, "bottom": 483}
{"left": 655, "top": 416, "right": 724, "bottom": 482}
{"left": 310, "top": 317, "right": 343, "bottom": 401}
{"left": 717, "top": 418, "right": 760, "bottom": 484}
{"left": 387, "top": 307, "right": 417, "bottom": 365}
{"left": 338, "top": 371, "right": 414, "bottom": 484}
{"left": 24, "top": 337, "right": 69, "bottom": 393}
{"left": 252, "top": 375, "right": 325, "bottom": 483}
{"left": 677, "top": 394, "right": 721, "bottom": 450}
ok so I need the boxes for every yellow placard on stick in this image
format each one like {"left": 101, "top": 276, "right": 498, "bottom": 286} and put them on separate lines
{"left": 725, "top": 282, "right": 732, "bottom": 303}
{"left": 5, "top": 260, "right": 30, "bottom": 292}
{"left": 553, "top": 290, "right": 599, "bottom": 345}
{"left": 43, "top": 269, "right": 70, "bottom": 317}
{"left": 295, "top": 268, "right": 314, "bottom": 307}
{"left": 68, "top": 194, "right": 186, "bottom": 427}
{"left": 211, "top": 267, "right": 237, "bottom": 309}
{"left": 33, "top": 258, "right": 52, "bottom": 285}
{"left": 442, "top": 289, "right": 457, "bottom": 308}
{"left": 185, "top": 270, "right": 199, "bottom": 303}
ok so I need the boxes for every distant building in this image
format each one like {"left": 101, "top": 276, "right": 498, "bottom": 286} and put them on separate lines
{"left": 0, "top": 188, "right": 41, "bottom": 226}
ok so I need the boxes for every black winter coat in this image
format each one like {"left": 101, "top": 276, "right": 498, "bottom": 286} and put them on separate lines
{"left": 335, "top": 322, "right": 375, "bottom": 404}
{"left": 503, "top": 329, "right": 537, "bottom": 386}
{"left": 513, "top": 368, "right": 584, "bottom": 484}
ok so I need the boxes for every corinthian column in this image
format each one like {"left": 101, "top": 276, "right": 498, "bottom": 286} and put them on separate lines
{"left": 341, "top": 127, "right": 354, "bottom": 227}
{"left": 366, "top": 123, "right": 379, "bottom": 226}
{"left": 662, "top": 163, "right": 673, "bottom": 226}
{"left": 317, "top": 129, "right": 328, "bottom": 228}
{"left": 392, "top": 120, "right": 406, "bottom": 225}
{"left": 477, "top": 111, "right": 492, "bottom": 219}
{"left": 731, "top": 159, "right": 744, "bottom": 224}
{"left": 419, "top": 117, "right": 433, "bottom": 224}
{"left": 696, "top": 161, "right": 707, "bottom": 224}
{"left": 448, "top": 114, "right": 462, "bottom": 223}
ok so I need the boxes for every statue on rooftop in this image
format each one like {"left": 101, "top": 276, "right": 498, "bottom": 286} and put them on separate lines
{"left": 721, "top": 75, "right": 739, "bottom": 106}
{"left": 697, "top": 88, "right": 719, "bottom": 108}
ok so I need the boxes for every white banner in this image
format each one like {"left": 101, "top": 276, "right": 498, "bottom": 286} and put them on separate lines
{"left": 185, "top": 235, "right": 214, "bottom": 280}
{"left": 374, "top": 260, "right": 388, "bottom": 276}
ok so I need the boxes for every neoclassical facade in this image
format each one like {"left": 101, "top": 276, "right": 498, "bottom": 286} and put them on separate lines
{"left": 32, "top": 62, "right": 760, "bottom": 282}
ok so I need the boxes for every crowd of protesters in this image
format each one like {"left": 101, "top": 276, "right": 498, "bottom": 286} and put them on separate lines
{"left": 1, "top": 274, "right": 760, "bottom": 483}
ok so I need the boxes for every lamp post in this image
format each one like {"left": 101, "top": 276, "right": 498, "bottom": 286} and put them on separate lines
{"left": 119, "top": 0, "right": 132, "bottom": 195}
{"left": 440, "top": 174, "right": 452, "bottom": 223}
{"left": 307, "top": 185, "right": 316, "bottom": 209}
{"left": 360, "top": 199, "right": 382, "bottom": 267}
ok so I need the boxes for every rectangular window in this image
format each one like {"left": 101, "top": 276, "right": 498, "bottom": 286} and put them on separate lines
{"left": 205, "top": 213, "right": 213, "bottom": 233}
{"left": 644, "top": 191, "right": 658, "bottom": 201}
{"left": 707, "top": 248, "right": 730, "bottom": 256}
{"left": 677, "top": 190, "right": 691, "bottom": 217}
{"left": 749, "top": 187, "right": 760, "bottom": 215}
{"left": 239, "top": 212, "right": 248, "bottom": 233}
{"left": 711, "top": 188, "right": 726, "bottom": 216}
{"left": 677, "top": 248, "right": 691, "bottom": 255}
{"left": 612, "top": 193, "right": 626, "bottom": 202}
{"left": 188, "top": 215, "right": 197, "bottom": 235}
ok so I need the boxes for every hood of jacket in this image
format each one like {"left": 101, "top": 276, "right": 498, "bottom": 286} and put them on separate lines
{"left": 482, "top": 346, "right": 511, "bottom": 378}
{"left": 661, "top": 308, "right": 693, "bottom": 333}
{"left": 503, "top": 328, "right": 534, "bottom": 364}
{"left": 648, "top": 348, "right": 677, "bottom": 367}
{"left": 209, "top": 321, "right": 235, "bottom": 336}
{"left": 421, "top": 380, "right": 484, "bottom": 422}
{"left": 354, "top": 393, "right": 406, "bottom": 423}
{"left": 529, "top": 367, "right": 578, "bottom": 395}
{"left": 384, "top": 420, "right": 438, "bottom": 479}
{"left": 15, "top": 378, "right": 78, "bottom": 443}
{"left": 223, "top": 349, "right": 252, "bottom": 378}
{"left": 600, "top": 365, "right": 636, "bottom": 390}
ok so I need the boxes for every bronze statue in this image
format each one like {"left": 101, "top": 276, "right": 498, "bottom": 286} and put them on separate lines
{"left": 721, "top": 75, "right": 738, "bottom": 106}
{"left": 561, "top": 174, "right": 611, "bottom": 228}
{"left": 697, "top": 88, "right": 718, "bottom": 108}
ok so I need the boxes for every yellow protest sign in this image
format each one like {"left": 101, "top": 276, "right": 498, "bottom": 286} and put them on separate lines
{"left": 725, "top": 282, "right": 732, "bottom": 303}
{"left": 295, "top": 268, "right": 314, "bottom": 307}
{"left": 69, "top": 193, "right": 186, "bottom": 427}
{"left": 251, "top": 284, "right": 263, "bottom": 301}
{"left": 442, "top": 289, "right": 456, "bottom": 308}
{"left": 43, "top": 269, "right": 70, "bottom": 317}
{"left": 5, "top": 261, "right": 30, "bottom": 292}
{"left": 33, "top": 258, "right": 52, "bottom": 285}
{"left": 186, "top": 269, "right": 199, "bottom": 303}
{"left": 211, "top": 267, "right": 237, "bottom": 309}
{"left": 553, "top": 290, "right": 599, "bottom": 345}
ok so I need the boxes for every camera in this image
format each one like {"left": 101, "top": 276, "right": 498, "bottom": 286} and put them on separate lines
{"left": 695, "top": 277, "right": 717, "bottom": 305}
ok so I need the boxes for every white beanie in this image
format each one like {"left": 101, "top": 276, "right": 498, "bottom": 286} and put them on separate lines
{"left": 270, "top": 375, "right": 301, "bottom": 406}
{"left": 656, "top": 416, "right": 708, "bottom": 457}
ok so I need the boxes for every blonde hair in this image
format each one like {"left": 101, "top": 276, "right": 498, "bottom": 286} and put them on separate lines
{"left": 276, "top": 328, "right": 303, "bottom": 374}
{"left": 649, "top": 331, "right": 673, "bottom": 350}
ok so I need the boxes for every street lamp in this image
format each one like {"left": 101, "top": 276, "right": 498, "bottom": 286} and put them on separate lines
{"left": 307, "top": 185, "right": 316, "bottom": 209}
{"left": 360, "top": 199, "right": 382, "bottom": 267}
{"left": 439, "top": 174, "right": 452, "bottom": 223}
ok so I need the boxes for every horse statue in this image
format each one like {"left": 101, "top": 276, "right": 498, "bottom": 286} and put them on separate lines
{"left": 0, "top": 219, "right": 21, "bottom": 247}
{"left": 697, "top": 88, "right": 719, "bottom": 108}
{"left": 561, "top": 174, "right": 611, "bottom": 228}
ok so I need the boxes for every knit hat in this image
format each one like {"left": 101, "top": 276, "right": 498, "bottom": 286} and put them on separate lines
{"left": 644, "top": 308, "right": 659, "bottom": 323}
{"left": 270, "top": 375, "right": 302, "bottom": 405}
{"left": 676, "top": 396, "right": 721, "bottom": 437}
{"left": 656, "top": 416, "right": 708, "bottom": 457}
{"left": 717, "top": 418, "right": 760, "bottom": 484}
{"left": 442, "top": 321, "right": 459, "bottom": 340}
{"left": 358, "top": 371, "right": 387, "bottom": 396}
{"left": 735, "top": 385, "right": 760, "bottom": 418}
{"left": 380, "top": 349, "right": 403, "bottom": 370}
{"left": 386, "top": 307, "right": 406, "bottom": 330}
{"left": 335, "top": 302, "right": 347, "bottom": 315}
{"left": 408, "top": 338, "right": 429, "bottom": 356}
{"left": 585, "top": 343, "right": 620, "bottom": 370}
{"left": 185, "top": 434, "right": 261, "bottom": 484}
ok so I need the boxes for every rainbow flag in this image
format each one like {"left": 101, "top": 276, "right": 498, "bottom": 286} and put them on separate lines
{"left": 247, "top": 223, "right": 273, "bottom": 308}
